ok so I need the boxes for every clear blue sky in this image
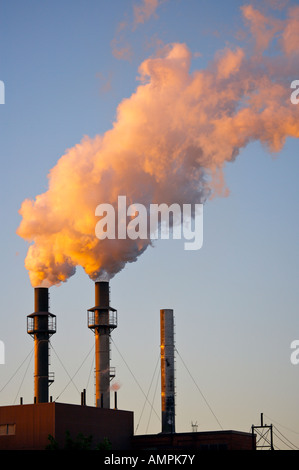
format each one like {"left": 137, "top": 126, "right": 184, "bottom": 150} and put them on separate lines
{"left": 0, "top": 0, "right": 299, "bottom": 450}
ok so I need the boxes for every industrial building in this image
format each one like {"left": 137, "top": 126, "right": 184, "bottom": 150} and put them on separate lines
{"left": 0, "top": 282, "right": 255, "bottom": 451}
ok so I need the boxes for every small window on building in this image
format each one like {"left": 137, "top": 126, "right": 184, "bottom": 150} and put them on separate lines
{"left": 0, "top": 424, "right": 16, "bottom": 436}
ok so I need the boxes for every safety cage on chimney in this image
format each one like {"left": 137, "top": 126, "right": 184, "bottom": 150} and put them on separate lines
{"left": 87, "top": 307, "right": 117, "bottom": 331}
{"left": 27, "top": 312, "right": 57, "bottom": 337}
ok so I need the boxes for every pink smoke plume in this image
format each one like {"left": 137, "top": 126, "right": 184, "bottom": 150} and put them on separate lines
{"left": 17, "top": 4, "right": 299, "bottom": 287}
{"left": 111, "top": 0, "right": 165, "bottom": 60}
{"left": 133, "top": 0, "right": 164, "bottom": 26}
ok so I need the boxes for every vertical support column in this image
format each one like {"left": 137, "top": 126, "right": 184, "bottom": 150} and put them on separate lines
{"left": 27, "top": 287, "right": 56, "bottom": 404}
{"left": 34, "top": 288, "right": 49, "bottom": 403}
{"left": 94, "top": 281, "right": 110, "bottom": 408}
{"left": 94, "top": 323, "right": 110, "bottom": 408}
{"left": 88, "top": 281, "right": 118, "bottom": 409}
{"left": 34, "top": 315, "right": 49, "bottom": 403}
{"left": 160, "top": 309, "right": 175, "bottom": 434}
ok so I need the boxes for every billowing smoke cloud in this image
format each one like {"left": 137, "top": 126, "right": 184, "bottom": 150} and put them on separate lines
{"left": 133, "top": 0, "right": 165, "bottom": 26}
{"left": 111, "top": 0, "right": 166, "bottom": 60}
{"left": 17, "top": 4, "right": 299, "bottom": 287}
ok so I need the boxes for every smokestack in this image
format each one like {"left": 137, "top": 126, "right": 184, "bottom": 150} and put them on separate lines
{"left": 87, "top": 281, "right": 117, "bottom": 408}
{"left": 27, "top": 287, "right": 56, "bottom": 403}
{"left": 160, "top": 309, "right": 175, "bottom": 434}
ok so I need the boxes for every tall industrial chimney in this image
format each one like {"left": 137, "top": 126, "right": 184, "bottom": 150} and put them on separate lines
{"left": 87, "top": 281, "right": 117, "bottom": 408}
{"left": 27, "top": 288, "right": 56, "bottom": 403}
{"left": 160, "top": 308, "right": 175, "bottom": 434}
